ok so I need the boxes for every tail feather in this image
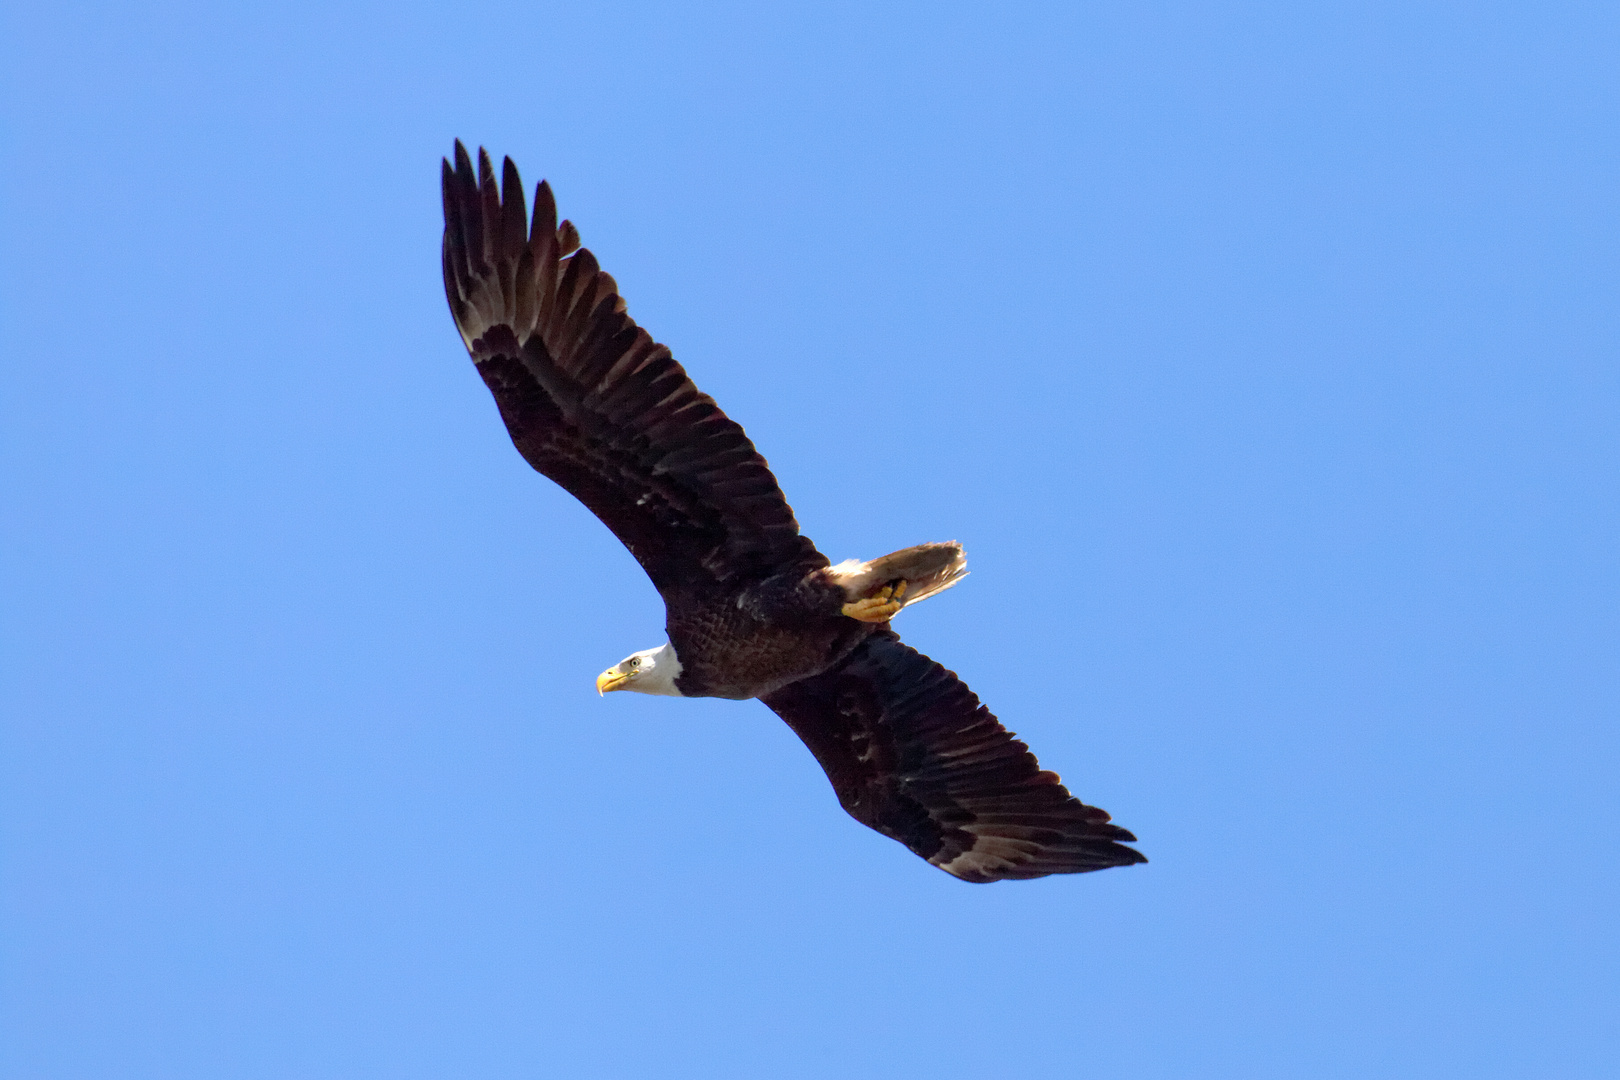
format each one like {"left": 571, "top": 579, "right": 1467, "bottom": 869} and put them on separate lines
{"left": 826, "top": 542, "right": 967, "bottom": 611}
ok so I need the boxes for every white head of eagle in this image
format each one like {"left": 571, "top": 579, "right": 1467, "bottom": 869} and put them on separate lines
{"left": 597, "top": 643, "right": 684, "bottom": 697}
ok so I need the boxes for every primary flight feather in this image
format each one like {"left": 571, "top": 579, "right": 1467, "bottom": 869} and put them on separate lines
{"left": 441, "top": 142, "right": 1144, "bottom": 882}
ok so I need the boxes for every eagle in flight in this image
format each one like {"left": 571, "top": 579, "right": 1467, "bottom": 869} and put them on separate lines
{"left": 441, "top": 143, "right": 1145, "bottom": 882}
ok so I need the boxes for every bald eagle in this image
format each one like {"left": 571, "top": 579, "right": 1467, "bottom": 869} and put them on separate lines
{"left": 441, "top": 143, "right": 1145, "bottom": 882}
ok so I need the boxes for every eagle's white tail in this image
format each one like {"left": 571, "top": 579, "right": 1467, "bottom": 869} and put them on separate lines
{"left": 826, "top": 542, "right": 967, "bottom": 611}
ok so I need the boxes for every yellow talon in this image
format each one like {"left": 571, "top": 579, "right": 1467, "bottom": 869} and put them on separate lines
{"left": 841, "top": 580, "right": 908, "bottom": 623}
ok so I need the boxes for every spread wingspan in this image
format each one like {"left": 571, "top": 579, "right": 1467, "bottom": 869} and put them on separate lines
{"left": 444, "top": 144, "right": 1145, "bottom": 882}
{"left": 761, "top": 633, "right": 1146, "bottom": 882}
{"left": 441, "top": 143, "right": 822, "bottom": 590}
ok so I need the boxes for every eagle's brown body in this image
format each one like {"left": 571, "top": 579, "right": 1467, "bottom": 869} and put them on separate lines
{"left": 441, "top": 143, "right": 1147, "bottom": 882}
{"left": 663, "top": 575, "right": 868, "bottom": 700}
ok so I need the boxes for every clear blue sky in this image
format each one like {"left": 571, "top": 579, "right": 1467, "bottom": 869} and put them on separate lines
{"left": 4, "top": 2, "right": 1616, "bottom": 1077}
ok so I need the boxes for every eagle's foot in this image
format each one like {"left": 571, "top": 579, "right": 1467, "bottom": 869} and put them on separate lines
{"left": 842, "top": 580, "right": 907, "bottom": 623}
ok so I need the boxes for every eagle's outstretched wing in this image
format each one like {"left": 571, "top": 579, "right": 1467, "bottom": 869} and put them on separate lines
{"left": 761, "top": 633, "right": 1145, "bottom": 882}
{"left": 442, "top": 143, "right": 822, "bottom": 591}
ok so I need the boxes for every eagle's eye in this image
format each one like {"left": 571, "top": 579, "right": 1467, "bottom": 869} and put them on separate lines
{"left": 628, "top": 658, "right": 641, "bottom": 669}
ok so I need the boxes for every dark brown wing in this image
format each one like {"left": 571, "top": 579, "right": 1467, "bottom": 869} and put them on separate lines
{"left": 761, "top": 633, "right": 1145, "bottom": 882}
{"left": 441, "top": 142, "right": 822, "bottom": 591}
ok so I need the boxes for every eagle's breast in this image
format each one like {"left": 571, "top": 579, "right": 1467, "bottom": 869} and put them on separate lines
{"left": 664, "top": 584, "right": 872, "bottom": 700}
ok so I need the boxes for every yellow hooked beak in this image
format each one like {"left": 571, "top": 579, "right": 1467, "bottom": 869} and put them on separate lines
{"left": 596, "top": 668, "right": 632, "bottom": 695}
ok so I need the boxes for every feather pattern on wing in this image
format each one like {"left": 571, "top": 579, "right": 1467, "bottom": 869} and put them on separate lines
{"left": 761, "top": 632, "right": 1146, "bottom": 882}
{"left": 441, "top": 142, "right": 822, "bottom": 590}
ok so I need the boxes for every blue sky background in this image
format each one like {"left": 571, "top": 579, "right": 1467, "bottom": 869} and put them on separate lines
{"left": 3, "top": 2, "right": 1617, "bottom": 1077}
